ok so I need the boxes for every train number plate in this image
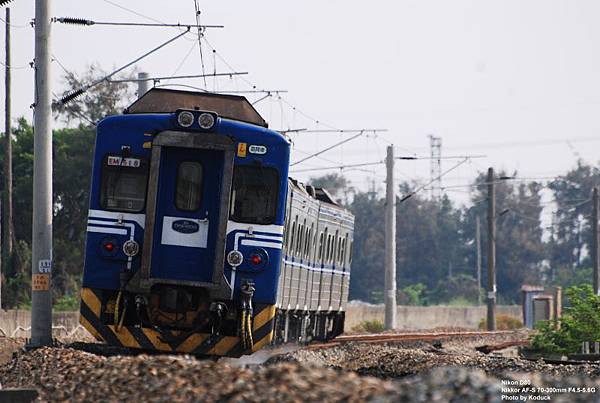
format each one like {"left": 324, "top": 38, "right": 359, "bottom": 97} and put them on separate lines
{"left": 249, "top": 145, "right": 267, "bottom": 155}
{"left": 107, "top": 156, "right": 141, "bottom": 167}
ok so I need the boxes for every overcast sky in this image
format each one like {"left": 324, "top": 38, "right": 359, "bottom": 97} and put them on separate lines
{"left": 2, "top": 0, "right": 600, "bottom": 209}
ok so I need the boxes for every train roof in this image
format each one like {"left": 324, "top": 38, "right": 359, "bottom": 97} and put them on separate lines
{"left": 124, "top": 88, "right": 268, "bottom": 128}
{"left": 289, "top": 178, "right": 341, "bottom": 207}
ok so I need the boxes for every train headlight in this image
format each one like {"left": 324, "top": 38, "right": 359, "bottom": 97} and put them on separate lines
{"left": 227, "top": 250, "right": 243, "bottom": 267}
{"left": 198, "top": 113, "right": 215, "bottom": 130}
{"left": 123, "top": 240, "right": 140, "bottom": 257}
{"left": 177, "top": 111, "right": 195, "bottom": 127}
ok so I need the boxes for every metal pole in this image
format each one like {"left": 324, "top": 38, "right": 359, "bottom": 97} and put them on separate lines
{"left": 486, "top": 168, "right": 496, "bottom": 331}
{"left": 30, "top": 0, "right": 53, "bottom": 347}
{"left": 476, "top": 216, "right": 482, "bottom": 305}
{"left": 136, "top": 72, "right": 150, "bottom": 99}
{"left": 384, "top": 145, "right": 397, "bottom": 330}
{"left": 593, "top": 187, "right": 599, "bottom": 295}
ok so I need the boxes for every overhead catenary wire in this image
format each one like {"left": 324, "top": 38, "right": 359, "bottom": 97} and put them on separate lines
{"left": 400, "top": 158, "right": 471, "bottom": 202}
{"left": 53, "top": 27, "right": 190, "bottom": 107}
{"left": 193, "top": 0, "right": 208, "bottom": 88}
{"left": 290, "top": 131, "right": 366, "bottom": 167}
{"left": 107, "top": 72, "right": 248, "bottom": 83}
{"left": 53, "top": 17, "right": 223, "bottom": 29}
{"left": 289, "top": 154, "right": 484, "bottom": 173}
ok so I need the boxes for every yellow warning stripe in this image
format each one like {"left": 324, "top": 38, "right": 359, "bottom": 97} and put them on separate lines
{"left": 253, "top": 305, "right": 276, "bottom": 331}
{"left": 252, "top": 331, "right": 274, "bottom": 352}
{"left": 107, "top": 325, "right": 142, "bottom": 349}
{"left": 206, "top": 336, "right": 239, "bottom": 355}
{"left": 142, "top": 328, "right": 176, "bottom": 351}
{"left": 176, "top": 333, "right": 209, "bottom": 353}
{"left": 81, "top": 288, "right": 102, "bottom": 317}
{"left": 79, "top": 315, "right": 102, "bottom": 341}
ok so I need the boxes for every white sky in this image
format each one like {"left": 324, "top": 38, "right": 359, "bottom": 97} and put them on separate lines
{"left": 2, "top": 0, "right": 600, "bottom": 211}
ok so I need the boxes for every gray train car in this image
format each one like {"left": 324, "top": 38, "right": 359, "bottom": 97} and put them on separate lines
{"left": 273, "top": 179, "right": 354, "bottom": 343}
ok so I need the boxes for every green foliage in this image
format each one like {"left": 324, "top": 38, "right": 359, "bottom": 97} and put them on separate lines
{"left": 530, "top": 285, "right": 600, "bottom": 355}
{"left": 351, "top": 319, "right": 385, "bottom": 333}
{"left": 397, "top": 283, "right": 428, "bottom": 306}
{"left": 54, "top": 294, "right": 80, "bottom": 311}
{"left": 0, "top": 65, "right": 130, "bottom": 308}
{"left": 428, "top": 274, "right": 480, "bottom": 305}
{"left": 479, "top": 314, "right": 523, "bottom": 330}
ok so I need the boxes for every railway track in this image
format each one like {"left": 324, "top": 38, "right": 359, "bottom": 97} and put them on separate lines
{"left": 307, "top": 330, "right": 517, "bottom": 349}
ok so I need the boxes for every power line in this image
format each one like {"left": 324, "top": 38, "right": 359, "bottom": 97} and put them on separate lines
{"left": 53, "top": 17, "right": 223, "bottom": 29}
{"left": 290, "top": 160, "right": 384, "bottom": 174}
{"left": 290, "top": 131, "right": 366, "bottom": 167}
{"left": 53, "top": 28, "right": 190, "bottom": 107}
{"left": 192, "top": 0, "right": 208, "bottom": 88}
{"left": 400, "top": 158, "right": 471, "bottom": 202}
{"left": 107, "top": 72, "right": 248, "bottom": 83}
{"left": 0, "top": 16, "right": 30, "bottom": 28}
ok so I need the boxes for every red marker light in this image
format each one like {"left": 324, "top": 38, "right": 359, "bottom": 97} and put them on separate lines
{"left": 250, "top": 254, "right": 262, "bottom": 265}
{"left": 104, "top": 242, "right": 114, "bottom": 252}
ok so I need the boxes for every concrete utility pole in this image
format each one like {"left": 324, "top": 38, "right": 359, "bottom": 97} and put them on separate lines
{"left": 476, "top": 216, "right": 482, "bottom": 305}
{"left": 30, "top": 0, "right": 53, "bottom": 347}
{"left": 3, "top": 7, "right": 14, "bottom": 278}
{"left": 1, "top": 7, "right": 12, "bottom": 308}
{"left": 486, "top": 168, "right": 496, "bottom": 331}
{"left": 137, "top": 72, "right": 150, "bottom": 99}
{"left": 384, "top": 145, "right": 397, "bottom": 330}
{"left": 593, "top": 187, "right": 599, "bottom": 295}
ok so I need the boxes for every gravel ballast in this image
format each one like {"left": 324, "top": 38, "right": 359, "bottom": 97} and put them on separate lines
{"left": 1, "top": 331, "right": 599, "bottom": 402}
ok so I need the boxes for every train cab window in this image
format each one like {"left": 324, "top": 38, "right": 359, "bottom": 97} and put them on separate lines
{"left": 100, "top": 156, "right": 148, "bottom": 213}
{"left": 230, "top": 166, "right": 279, "bottom": 224}
{"left": 175, "top": 162, "right": 204, "bottom": 211}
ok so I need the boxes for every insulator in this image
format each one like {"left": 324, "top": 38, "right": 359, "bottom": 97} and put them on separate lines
{"left": 56, "top": 88, "right": 86, "bottom": 106}
{"left": 56, "top": 17, "right": 94, "bottom": 26}
{"left": 0, "top": 0, "right": 14, "bottom": 7}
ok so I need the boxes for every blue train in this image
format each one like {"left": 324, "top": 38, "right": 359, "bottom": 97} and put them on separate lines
{"left": 80, "top": 88, "right": 354, "bottom": 356}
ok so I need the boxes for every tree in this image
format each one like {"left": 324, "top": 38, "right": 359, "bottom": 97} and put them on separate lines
{"left": 308, "top": 173, "right": 354, "bottom": 205}
{"left": 547, "top": 161, "right": 600, "bottom": 272}
{"left": 463, "top": 171, "right": 545, "bottom": 303}
{"left": 54, "top": 63, "right": 134, "bottom": 125}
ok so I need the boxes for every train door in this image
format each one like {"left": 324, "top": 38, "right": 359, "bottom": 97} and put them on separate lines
{"left": 149, "top": 146, "right": 223, "bottom": 283}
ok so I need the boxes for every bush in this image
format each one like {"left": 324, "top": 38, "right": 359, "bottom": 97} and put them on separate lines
{"left": 54, "top": 294, "right": 80, "bottom": 311}
{"left": 529, "top": 285, "right": 600, "bottom": 355}
{"left": 352, "top": 319, "right": 385, "bottom": 333}
{"left": 479, "top": 314, "right": 523, "bottom": 330}
{"left": 397, "top": 283, "right": 428, "bottom": 306}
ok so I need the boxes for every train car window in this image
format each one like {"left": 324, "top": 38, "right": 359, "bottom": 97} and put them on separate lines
{"left": 297, "top": 224, "right": 305, "bottom": 257}
{"left": 100, "top": 156, "right": 148, "bottom": 213}
{"left": 307, "top": 224, "right": 314, "bottom": 259}
{"left": 348, "top": 241, "right": 353, "bottom": 264}
{"left": 342, "top": 234, "right": 349, "bottom": 266}
{"left": 230, "top": 165, "right": 279, "bottom": 224}
{"left": 318, "top": 232, "right": 324, "bottom": 262}
{"left": 290, "top": 219, "right": 297, "bottom": 256}
{"left": 334, "top": 231, "right": 340, "bottom": 264}
{"left": 175, "top": 161, "right": 204, "bottom": 211}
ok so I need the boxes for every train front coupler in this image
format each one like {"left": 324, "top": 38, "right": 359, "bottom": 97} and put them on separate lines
{"left": 239, "top": 280, "right": 255, "bottom": 351}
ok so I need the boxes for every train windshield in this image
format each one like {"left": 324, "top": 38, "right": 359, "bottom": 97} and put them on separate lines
{"left": 230, "top": 165, "right": 279, "bottom": 224}
{"left": 100, "top": 156, "right": 149, "bottom": 212}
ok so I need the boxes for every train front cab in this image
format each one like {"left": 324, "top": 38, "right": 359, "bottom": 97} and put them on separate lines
{"left": 80, "top": 100, "right": 289, "bottom": 357}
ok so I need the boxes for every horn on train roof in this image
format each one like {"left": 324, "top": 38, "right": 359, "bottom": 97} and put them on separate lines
{"left": 124, "top": 88, "right": 268, "bottom": 128}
